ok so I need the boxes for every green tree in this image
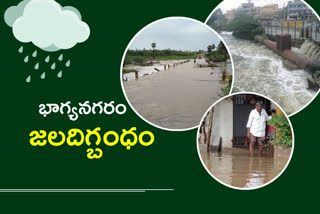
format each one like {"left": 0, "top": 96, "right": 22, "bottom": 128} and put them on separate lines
{"left": 217, "top": 41, "right": 228, "bottom": 61}
{"left": 211, "top": 44, "right": 216, "bottom": 51}
{"left": 151, "top": 42, "right": 156, "bottom": 59}
{"left": 228, "top": 13, "right": 264, "bottom": 40}
{"left": 207, "top": 8, "right": 227, "bottom": 30}
{"left": 207, "top": 45, "right": 212, "bottom": 54}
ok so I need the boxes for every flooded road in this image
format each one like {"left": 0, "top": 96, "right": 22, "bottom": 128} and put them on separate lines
{"left": 199, "top": 144, "right": 291, "bottom": 189}
{"left": 123, "top": 58, "right": 232, "bottom": 129}
{"left": 123, "top": 60, "right": 187, "bottom": 81}
{"left": 221, "top": 32, "right": 316, "bottom": 115}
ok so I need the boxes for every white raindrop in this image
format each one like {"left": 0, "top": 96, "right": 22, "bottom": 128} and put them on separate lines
{"left": 24, "top": 56, "right": 29, "bottom": 63}
{"left": 32, "top": 50, "right": 37, "bottom": 58}
{"left": 51, "top": 62, "right": 56, "bottom": 70}
{"left": 65, "top": 60, "right": 71, "bottom": 67}
{"left": 34, "top": 63, "right": 39, "bottom": 70}
{"left": 18, "top": 46, "right": 23, "bottom": 53}
{"left": 58, "top": 54, "right": 63, "bottom": 61}
{"left": 57, "top": 70, "right": 63, "bottom": 78}
{"left": 45, "top": 56, "right": 50, "bottom": 63}
{"left": 41, "top": 72, "right": 46, "bottom": 79}
{"left": 26, "top": 75, "right": 31, "bottom": 83}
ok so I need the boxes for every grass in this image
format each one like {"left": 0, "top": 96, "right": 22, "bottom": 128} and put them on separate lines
{"left": 204, "top": 53, "right": 229, "bottom": 63}
{"left": 221, "top": 84, "right": 231, "bottom": 95}
{"left": 124, "top": 56, "right": 146, "bottom": 66}
{"left": 123, "top": 68, "right": 138, "bottom": 73}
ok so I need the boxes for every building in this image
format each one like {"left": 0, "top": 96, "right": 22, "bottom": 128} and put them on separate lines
{"left": 237, "top": 2, "right": 260, "bottom": 17}
{"left": 229, "top": 1, "right": 261, "bottom": 18}
{"left": 287, "top": 0, "right": 313, "bottom": 19}
{"left": 224, "top": 9, "right": 236, "bottom": 22}
{"left": 260, "top": 4, "right": 279, "bottom": 18}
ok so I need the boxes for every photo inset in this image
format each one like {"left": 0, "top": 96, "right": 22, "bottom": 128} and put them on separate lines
{"left": 206, "top": 0, "right": 320, "bottom": 115}
{"left": 121, "top": 17, "right": 233, "bottom": 130}
{"left": 197, "top": 93, "right": 294, "bottom": 190}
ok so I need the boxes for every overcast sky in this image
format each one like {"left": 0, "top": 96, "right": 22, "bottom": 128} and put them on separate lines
{"left": 129, "top": 19, "right": 221, "bottom": 51}
{"left": 218, "top": 0, "right": 290, "bottom": 13}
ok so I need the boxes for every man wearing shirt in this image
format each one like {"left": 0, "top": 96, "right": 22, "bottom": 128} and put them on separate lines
{"left": 246, "top": 101, "right": 271, "bottom": 157}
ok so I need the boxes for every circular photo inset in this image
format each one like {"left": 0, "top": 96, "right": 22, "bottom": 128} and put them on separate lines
{"left": 197, "top": 92, "right": 294, "bottom": 190}
{"left": 206, "top": 0, "right": 320, "bottom": 116}
{"left": 121, "top": 17, "right": 234, "bottom": 131}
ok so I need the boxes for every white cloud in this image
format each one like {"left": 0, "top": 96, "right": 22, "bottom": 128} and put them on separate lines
{"left": 6, "top": 0, "right": 90, "bottom": 52}
{"left": 4, "top": 0, "right": 31, "bottom": 27}
{"left": 129, "top": 19, "right": 220, "bottom": 51}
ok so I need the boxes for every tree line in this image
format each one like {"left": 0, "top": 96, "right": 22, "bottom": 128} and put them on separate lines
{"left": 206, "top": 41, "right": 229, "bottom": 62}
{"left": 207, "top": 8, "right": 265, "bottom": 40}
{"left": 126, "top": 49, "right": 200, "bottom": 57}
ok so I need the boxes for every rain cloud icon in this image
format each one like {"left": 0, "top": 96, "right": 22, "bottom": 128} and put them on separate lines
{"left": 4, "top": 0, "right": 90, "bottom": 83}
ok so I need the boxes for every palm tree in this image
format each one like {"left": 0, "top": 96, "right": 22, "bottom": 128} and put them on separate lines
{"left": 207, "top": 45, "right": 212, "bottom": 54}
{"left": 211, "top": 44, "right": 216, "bottom": 52}
{"left": 151, "top": 42, "right": 156, "bottom": 59}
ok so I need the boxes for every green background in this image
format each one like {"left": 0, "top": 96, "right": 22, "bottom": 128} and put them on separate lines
{"left": 0, "top": 0, "right": 318, "bottom": 211}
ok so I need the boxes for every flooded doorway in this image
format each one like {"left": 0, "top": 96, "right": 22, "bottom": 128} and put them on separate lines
{"left": 198, "top": 93, "right": 293, "bottom": 190}
{"left": 233, "top": 94, "right": 271, "bottom": 147}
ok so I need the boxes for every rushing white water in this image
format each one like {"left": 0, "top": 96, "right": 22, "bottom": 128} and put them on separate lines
{"left": 298, "top": 40, "right": 320, "bottom": 62}
{"left": 221, "top": 32, "right": 316, "bottom": 114}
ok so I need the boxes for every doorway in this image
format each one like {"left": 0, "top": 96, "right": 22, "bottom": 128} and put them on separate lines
{"left": 232, "top": 94, "right": 271, "bottom": 147}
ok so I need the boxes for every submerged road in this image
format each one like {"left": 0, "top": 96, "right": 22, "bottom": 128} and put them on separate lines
{"left": 123, "top": 58, "right": 231, "bottom": 129}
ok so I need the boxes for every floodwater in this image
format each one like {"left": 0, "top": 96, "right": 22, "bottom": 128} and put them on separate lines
{"left": 221, "top": 32, "right": 316, "bottom": 115}
{"left": 123, "top": 58, "right": 232, "bottom": 129}
{"left": 123, "top": 59, "right": 190, "bottom": 81}
{"left": 199, "top": 144, "right": 291, "bottom": 189}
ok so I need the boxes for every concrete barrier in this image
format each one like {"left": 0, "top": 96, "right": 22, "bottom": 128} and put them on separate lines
{"left": 255, "top": 35, "right": 320, "bottom": 72}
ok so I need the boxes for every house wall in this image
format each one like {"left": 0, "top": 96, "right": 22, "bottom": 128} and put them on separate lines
{"left": 210, "top": 98, "right": 233, "bottom": 148}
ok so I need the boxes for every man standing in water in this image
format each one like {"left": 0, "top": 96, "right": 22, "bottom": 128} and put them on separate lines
{"left": 246, "top": 101, "right": 271, "bottom": 157}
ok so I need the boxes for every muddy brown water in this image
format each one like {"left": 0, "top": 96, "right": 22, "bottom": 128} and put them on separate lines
{"left": 123, "top": 58, "right": 232, "bottom": 129}
{"left": 199, "top": 144, "right": 291, "bottom": 189}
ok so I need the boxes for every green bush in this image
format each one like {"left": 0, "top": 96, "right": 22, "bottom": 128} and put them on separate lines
{"left": 251, "top": 26, "right": 265, "bottom": 37}
{"left": 228, "top": 13, "right": 264, "bottom": 40}
{"left": 123, "top": 56, "right": 132, "bottom": 65}
{"left": 267, "top": 114, "right": 292, "bottom": 146}
{"left": 221, "top": 84, "right": 231, "bottom": 95}
{"left": 205, "top": 52, "right": 228, "bottom": 62}
{"left": 131, "top": 56, "right": 146, "bottom": 65}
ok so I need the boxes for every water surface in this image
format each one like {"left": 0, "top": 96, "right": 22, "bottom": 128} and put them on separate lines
{"left": 124, "top": 58, "right": 231, "bottom": 129}
{"left": 199, "top": 144, "right": 291, "bottom": 189}
{"left": 221, "top": 32, "right": 316, "bottom": 114}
